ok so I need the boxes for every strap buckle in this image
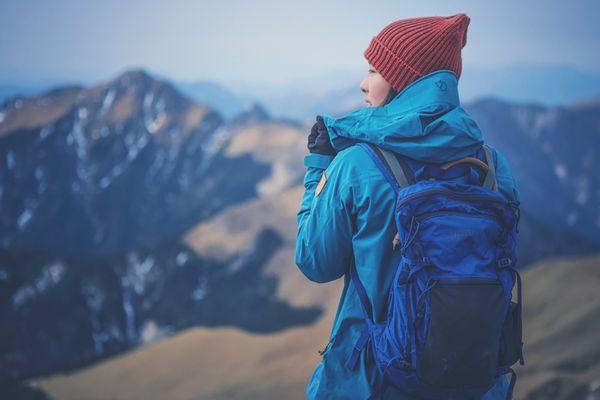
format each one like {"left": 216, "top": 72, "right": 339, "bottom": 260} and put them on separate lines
{"left": 497, "top": 257, "right": 512, "bottom": 268}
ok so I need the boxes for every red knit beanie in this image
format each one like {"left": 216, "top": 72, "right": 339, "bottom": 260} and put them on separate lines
{"left": 364, "top": 13, "right": 470, "bottom": 93}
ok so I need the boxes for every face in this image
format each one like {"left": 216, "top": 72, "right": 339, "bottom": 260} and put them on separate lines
{"left": 359, "top": 64, "right": 393, "bottom": 107}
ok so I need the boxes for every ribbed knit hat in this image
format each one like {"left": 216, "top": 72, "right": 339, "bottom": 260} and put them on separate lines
{"left": 364, "top": 13, "right": 470, "bottom": 93}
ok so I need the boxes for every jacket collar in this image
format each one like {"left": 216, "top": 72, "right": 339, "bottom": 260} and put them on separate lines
{"left": 386, "top": 69, "right": 460, "bottom": 114}
{"left": 322, "top": 69, "right": 483, "bottom": 162}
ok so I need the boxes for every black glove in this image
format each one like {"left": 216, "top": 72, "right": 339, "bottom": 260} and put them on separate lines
{"left": 307, "top": 116, "right": 337, "bottom": 156}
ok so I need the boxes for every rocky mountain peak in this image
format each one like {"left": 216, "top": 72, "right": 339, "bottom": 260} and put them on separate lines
{"left": 229, "top": 102, "right": 270, "bottom": 126}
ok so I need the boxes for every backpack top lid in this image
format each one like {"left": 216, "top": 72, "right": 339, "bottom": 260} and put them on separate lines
{"left": 366, "top": 142, "right": 503, "bottom": 252}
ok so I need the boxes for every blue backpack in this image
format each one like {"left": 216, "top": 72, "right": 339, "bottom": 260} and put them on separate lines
{"left": 347, "top": 142, "right": 525, "bottom": 400}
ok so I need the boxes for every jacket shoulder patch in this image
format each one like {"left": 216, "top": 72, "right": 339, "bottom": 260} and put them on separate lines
{"left": 315, "top": 171, "right": 327, "bottom": 196}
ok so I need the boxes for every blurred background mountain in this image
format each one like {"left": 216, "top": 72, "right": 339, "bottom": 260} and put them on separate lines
{"left": 1, "top": 0, "right": 599, "bottom": 399}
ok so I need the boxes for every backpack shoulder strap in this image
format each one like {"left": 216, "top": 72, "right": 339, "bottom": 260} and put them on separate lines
{"left": 379, "top": 147, "right": 413, "bottom": 189}
{"left": 481, "top": 144, "right": 498, "bottom": 191}
{"left": 357, "top": 142, "right": 415, "bottom": 191}
{"left": 357, "top": 142, "right": 415, "bottom": 251}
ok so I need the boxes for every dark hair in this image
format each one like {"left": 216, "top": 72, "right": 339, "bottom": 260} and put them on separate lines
{"left": 382, "top": 86, "right": 398, "bottom": 105}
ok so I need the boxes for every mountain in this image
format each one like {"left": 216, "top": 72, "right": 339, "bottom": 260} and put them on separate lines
{"left": 464, "top": 96, "right": 600, "bottom": 261}
{"left": 458, "top": 64, "right": 600, "bottom": 106}
{"left": 0, "top": 68, "right": 315, "bottom": 381}
{"left": 0, "top": 69, "right": 263, "bottom": 258}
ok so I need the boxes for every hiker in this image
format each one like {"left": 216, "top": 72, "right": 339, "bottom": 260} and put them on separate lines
{"left": 295, "top": 13, "right": 522, "bottom": 400}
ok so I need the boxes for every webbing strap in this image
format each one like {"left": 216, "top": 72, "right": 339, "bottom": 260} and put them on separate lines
{"left": 505, "top": 368, "right": 517, "bottom": 400}
{"left": 357, "top": 142, "right": 415, "bottom": 192}
{"left": 482, "top": 144, "right": 499, "bottom": 191}
{"left": 347, "top": 259, "right": 374, "bottom": 370}
{"left": 346, "top": 324, "right": 371, "bottom": 370}
{"left": 349, "top": 259, "right": 373, "bottom": 319}
{"left": 379, "top": 148, "right": 411, "bottom": 189}
{"left": 358, "top": 142, "right": 401, "bottom": 193}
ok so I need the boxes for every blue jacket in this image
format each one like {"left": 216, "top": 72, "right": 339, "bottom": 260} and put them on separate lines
{"left": 295, "top": 70, "right": 520, "bottom": 399}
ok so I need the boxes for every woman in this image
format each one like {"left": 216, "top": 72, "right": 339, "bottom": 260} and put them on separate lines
{"left": 296, "top": 13, "right": 519, "bottom": 399}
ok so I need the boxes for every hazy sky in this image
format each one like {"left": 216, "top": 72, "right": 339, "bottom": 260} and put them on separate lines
{"left": 1, "top": 0, "right": 598, "bottom": 87}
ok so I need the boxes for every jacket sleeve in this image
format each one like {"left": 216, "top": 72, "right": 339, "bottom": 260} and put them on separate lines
{"left": 295, "top": 152, "right": 354, "bottom": 283}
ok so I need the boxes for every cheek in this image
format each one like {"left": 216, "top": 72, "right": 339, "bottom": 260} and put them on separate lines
{"left": 370, "top": 77, "right": 390, "bottom": 104}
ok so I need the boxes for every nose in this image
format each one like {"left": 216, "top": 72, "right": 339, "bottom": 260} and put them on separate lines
{"left": 359, "top": 76, "right": 367, "bottom": 94}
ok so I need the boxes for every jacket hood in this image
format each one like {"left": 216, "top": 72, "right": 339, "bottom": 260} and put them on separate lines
{"left": 321, "top": 69, "right": 484, "bottom": 162}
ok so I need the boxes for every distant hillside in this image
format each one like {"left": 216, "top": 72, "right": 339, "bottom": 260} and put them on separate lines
{"left": 464, "top": 96, "right": 600, "bottom": 256}
{"left": 0, "top": 69, "right": 233, "bottom": 256}
{"left": 31, "top": 253, "right": 600, "bottom": 400}
{"left": 514, "top": 254, "right": 600, "bottom": 399}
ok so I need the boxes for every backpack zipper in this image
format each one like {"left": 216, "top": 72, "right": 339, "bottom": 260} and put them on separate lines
{"left": 397, "top": 188, "right": 508, "bottom": 208}
{"left": 432, "top": 277, "right": 501, "bottom": 285}
{"left": 415, "top": 210, "right": 501, "bottom": 224}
